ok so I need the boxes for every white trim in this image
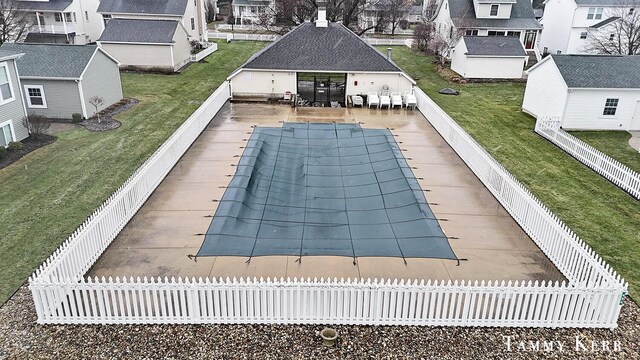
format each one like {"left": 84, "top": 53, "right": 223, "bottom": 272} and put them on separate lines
{"left": 23, "top": 85, "right": 48, "bottom": 109}
{"left": 170, "top": 45, "right": 175, "bottom": 69}
{"left": 97, "top": 40, "right": 174, "bottom": 46}
{"left": 0, "top": 62, "right": 17, "bottom": 105}
{"left": 77, "top": 81, "right": 88, "bottom": 119}
{"left": 20, "top": 76, "right": 80, "bottom": 81}
{"left": 12, "top": 58, "right": 29, "bottom": 122}
{"left": 0, "top": 119, "right": 16, "bottom": 147}
{"left": 227, "top": 69, "right": 417, "bottom": 85}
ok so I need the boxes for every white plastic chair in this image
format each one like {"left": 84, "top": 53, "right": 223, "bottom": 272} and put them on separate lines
{"left": 367, "top": 93, "right": 380, "bottom": 108}
{"left": 403, "top": 91, "right": 417, "bottom": 110}
{"left": 352, "top": 95, "right": 364, "bottom": 107}
{"left": 379, "top": 91, "right": 391, "bottom": 109}
{"left": 391, "top": 92, "right": 403, "bottom": 108}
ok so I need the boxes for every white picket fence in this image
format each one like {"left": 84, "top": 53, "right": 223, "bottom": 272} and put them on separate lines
{"left": 190, "top": 42, "right": 218, "bottom": 62}
{"left": 28, "top": 83, "right": 627, "bottom": 327}
{"left": 207, "top": 31, "right": 413, "bottom": 47}
{"left": 535, "top": 118, "right": 640, "bottom": 199}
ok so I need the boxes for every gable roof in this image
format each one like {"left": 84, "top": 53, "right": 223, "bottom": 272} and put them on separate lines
{"left": 0, "top": 49, "right": 22, "bottom": 61}
{"left": 550, "top": 54, "right": 640, "bottom": 88}
{"left": 18, "top": 0, "right": 72, "bottom": 11}
{"left": 590, "top": 16, "right": 620, "bottom": 28}
{"left": 0, "top": 43, "right": 102, "bottom": 79}
{"left": 574, "top": 0, "right": 640, "bottom": 5}
{"left": 462, "top": 36, "right": 526, "bottom": 56}
{"left": 240, "top": 22, "right": 402, "bottom": 72}
{"left": 97, "top": 0, "right": 188, "bottom": 16}
{"left": 98, "top": 19, "right": 180, "bottom": 44}
{"left": 448, "top": 0, "right": 541, "bottom": 29}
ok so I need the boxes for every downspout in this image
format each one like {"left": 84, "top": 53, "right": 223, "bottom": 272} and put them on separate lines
{"left": 170, "top": 45, "right": 175, "bottom": 71}
{"left": 77, "top": 79, "right": 89, "bottom": 119}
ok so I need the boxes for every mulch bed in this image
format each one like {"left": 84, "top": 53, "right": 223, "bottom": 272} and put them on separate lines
{"left": 0, "top": 135, "right": 56, "bottom": 171}
{"left": 78, "top": 98, "right": 139, "bottom": 132}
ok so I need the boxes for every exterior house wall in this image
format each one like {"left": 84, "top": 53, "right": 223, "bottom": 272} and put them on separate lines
{"left": 0, "top": 59, "right": 29, "bottom": 142}
{"left": 473, "top": 3, "right": 512, "bottom": 19}
{"left": 21, "top": 79, "right": 83, "bottom": 119}
{"left": 450, "top": 39, "right": 468, "bottom": 76}
{"left": 80, "top": 51, "right": 123, "bottom": 118}
{"left": 172, "top": 27, "right": 192, "bottom": 70}
{"left": 98, "top": 43, "right": 174, "bottom": 70}
{"left": 454, "top": 56, "right": 526, "bottom": 79}
{"left": 346, "top": 73, "right": 414, "bottom": 95}
{"left": 25, "top": 0, "right": 104, "bottom": 44}
{"left": 230, "top": 70, "right": 296, "bottom": 96}
{"left": 562, "top": 89, "right": 640, "bottom": 130}
{"left": 522, "top": 57, "right": 568, "bottom": 118}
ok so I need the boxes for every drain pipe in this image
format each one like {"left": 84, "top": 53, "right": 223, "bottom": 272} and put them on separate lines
{"left": 387, "top": 48, "right": 392, "bottom": 61}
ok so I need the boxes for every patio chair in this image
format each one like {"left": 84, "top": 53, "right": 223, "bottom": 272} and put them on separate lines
{"left": 367, "top": 93, "right": 380, "bottom": 108}
{"left": 379, "top": 91, "right": 391, "bottom": 109}
{"left": 352, "top": 95, "right": 364, "bottom": 107}
{"left": 403, "top": 91, "right": 417, "bottom": 110}
{"left": 391, "top": 92, "right": 403, "bottom": 108}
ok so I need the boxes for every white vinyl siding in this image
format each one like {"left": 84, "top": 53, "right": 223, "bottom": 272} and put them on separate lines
{"left": 522, "top": 58, "right": 568, "bottom": 118}
{"left": 24, "top": 85, "right": 47, "bottom": 108}
{"left": 562, "top": 90, "right": 640, "bottom": 130}
{"left": 20, "top": 79, "right": 83, "bottom": 119}
{"left": 0, "top": 59, "right": 29, "bottom": 142}
{"left": 80, "top": 51, "right": 123, "bottom": 117}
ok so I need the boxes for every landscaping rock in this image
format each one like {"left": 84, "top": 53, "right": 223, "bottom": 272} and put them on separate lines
{"left": 439, "top": 88, "right": 460, "bottom": 95}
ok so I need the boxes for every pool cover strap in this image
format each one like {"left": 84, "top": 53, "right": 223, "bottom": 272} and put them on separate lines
{"left": 196, "top": 122, "right": 458, "bottom": 261}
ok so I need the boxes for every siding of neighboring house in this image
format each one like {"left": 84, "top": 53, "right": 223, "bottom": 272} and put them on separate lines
{"left": 99, "top": 43, "right": 174, "bottom": 70}
{"left": 455, "top": 56, "right": 526, "bottom": 79}
{"left": 346, "top": 73, "right": 414, "bottom": 96}
{"left": 21, "top": 79, "right": 83, "bottom": 119}
{"left": 450, "top": 39, "right": 468, "bottom": 76}
{"left": 522, "top": 57, "right": 568, "bottom": 118}
{"left": 562, "top": 89, "right": 640, "bottom": 130}
{"left": 230, "top": 70, "right": 296, "bottom": 97}
{"left": 0, "top": 59, "right": 29, "bottom": 142}
{"left": 80, "top": 51, "right": 123, "bottom": 118}
{"left": 172, "top": 27, "right": 192, "bottom": 70}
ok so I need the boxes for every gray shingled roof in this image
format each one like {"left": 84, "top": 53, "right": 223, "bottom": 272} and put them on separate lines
{"left": 98, "top": 19, "right": 179, "bottom": 43}
{"left": 97, "top": 0, "right": 188, "bottom": 15}
{"left": 0, "top": 43, "right": 98, "bottom": 78}
{"left": 590, "top": 16, "right": 620, "bottom": 28}
{"left": 463, "top": 36, "right": 526, "bottom": 56}
{"left": 551, "top": 54, "right": 640, "bottom": 88}
{"left": 0, "top": 49, "right": 22, "bottom": 61}
{"left": 410, "top": 5, "right": 423, "bottom": 15}
{"left": 242, "top": 22, "right": 402, "bottom": 72}
{"left": 231, "top": 0, "right": 271, "bottom": 5}
{"left": 18, "top": 0, "right": 72, "bottom": 11}
{"left": 449, "top": 0, "right": 541, "bottom": 29}
{"left": 574, "top": 0, "right": 640, "bottom": 5}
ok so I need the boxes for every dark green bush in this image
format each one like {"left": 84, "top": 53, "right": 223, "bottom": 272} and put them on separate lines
{"left": 72, "top": 113, "right": 83, "bottom": 122}
{"left": 0, "top": 146, "right": 6, "bottom": 159}
{"left": 7, "top": 142, "right": 25, "bottom": 151}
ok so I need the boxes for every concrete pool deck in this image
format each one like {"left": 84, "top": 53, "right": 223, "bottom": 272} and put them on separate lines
{"left": 88, "top": 103, "right": 565, "bottom": 283}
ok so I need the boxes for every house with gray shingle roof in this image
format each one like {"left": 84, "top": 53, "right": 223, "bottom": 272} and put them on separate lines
{"left": 539, "top": 0, "right": 639, "bottom": 55}
{"left": 97, "top": 0, "right": 210, "bottom": 42}
{"left": 227, "top": 13, "right": 416, "bottom": 105}
{"left": 523, "top": 54, "right": 640, "bottom": 130}
{"left": 450, "top": 36, "right": 528, "bottom": 78}
{"left": 0, "top": 49, "right": 29, "bottom": 146}
{"left": 0, "top": 43, "right": 122, "bottom": 120}
{"left": 430, "top": 0, "right": 541, "bottom": 57}
{"left": 17, "top": 0, "right": 104, "bottom": 45}
{"left": 97, "top": 18, "right": 192, "bottom": 72}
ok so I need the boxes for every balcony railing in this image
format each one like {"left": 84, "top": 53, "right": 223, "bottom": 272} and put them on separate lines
{"left": 35, "top": 23, "right": 76, "bottom": 34}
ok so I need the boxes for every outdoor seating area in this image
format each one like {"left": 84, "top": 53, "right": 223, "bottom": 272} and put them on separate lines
{"left": 365, "top": 92, "right": 416, "bottom": 109}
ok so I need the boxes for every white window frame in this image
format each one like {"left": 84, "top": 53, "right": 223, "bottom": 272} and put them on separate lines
{"left": 0, "top": 120, "right": 16, "bottom": 148}
{"left": 587, "top": 7, "right": 603, "bottom": 20}
{"left": 24, "top": 85, "right": 47, "bottom": 109}
{"left": 0, "top": 62, "right": 16, "bottom": 105}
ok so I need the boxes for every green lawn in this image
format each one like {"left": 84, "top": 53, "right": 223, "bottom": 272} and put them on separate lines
{"left": 571, "top": 131, "right": 640, "bottom": 174}
{"left": 0, "top": 40, "right": 265, "bottom": 304}
{"left": 384, "top": 47, "right": 640, "bottom": 299}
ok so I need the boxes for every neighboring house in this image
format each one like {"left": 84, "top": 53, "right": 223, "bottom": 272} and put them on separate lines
{"left": 97, "top": 19, "right": 192, "bottom": 72}
{"left": 430, "top": 0, "right": 542, "bottom": 57}
{"left": 17, "top": 0, "right": 104, "bottom": 44}
{"left": 97, "top": 0, "right": 208, "bottom": 42}
{"left": 360, "top": 1, "right": 414, "bottom": 33}
{"left": 539, "top": 0, "right": 639, "bottom": 55}
{"left": 522, "top": 54, "right": 640, "bottom": 130}
{"left": 231, "top": 0, "right": 274, "bottom": 25}
{"left": 450, "top": 36, "right": 527, "bottom": 78}
{"left": 409, "top": 5, "right": 423, "bottom": 23}
{"left": 0, "top": 49, "right": 29, "bottom": 146}
{"left": 227, "top": 10, "right": 415, "bottom": 103}
{"left": 0, "top": 43, "right": 123, "bottom": 120}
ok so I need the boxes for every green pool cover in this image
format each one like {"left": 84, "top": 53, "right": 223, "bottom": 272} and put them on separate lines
{"left": 196, "top": 123, "right": 457, "bottom": 261}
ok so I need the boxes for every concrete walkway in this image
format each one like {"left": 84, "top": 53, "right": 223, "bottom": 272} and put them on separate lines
{"left": 629, "top": 131, "right": 640, "bottom": 152}
{"left": 88, "top": 103, "right": 564, "bottom": 284}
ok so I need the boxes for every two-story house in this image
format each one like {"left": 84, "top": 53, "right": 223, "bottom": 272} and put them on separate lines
{"left": 17, "top": 0, "right": 104, "bottom": 44}
{"left": 231, "top": 0, "right": 275, "bottom": 25}
{"left": 0, "top": 49, "right": 29, "bottom": 146}
{"left": 430, "top": 0, "right": 542, "bottom": 57}
{"left": 539, "top": 0, "right": 639, "bottom": 54}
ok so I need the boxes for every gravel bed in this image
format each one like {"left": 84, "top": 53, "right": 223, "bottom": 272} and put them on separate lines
{"left": 1, "top": 285, "right": 638, "bottom": 359}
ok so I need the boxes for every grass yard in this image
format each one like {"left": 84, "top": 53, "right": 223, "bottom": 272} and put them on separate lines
{"left": 571, "top": 131, "right": 640, "bottom": 174}
{"left": 384, "top": 46, "right": 640, "bottom": 299}
{"left": 0, "top": 41, "right": 265, "bottom": 304}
